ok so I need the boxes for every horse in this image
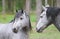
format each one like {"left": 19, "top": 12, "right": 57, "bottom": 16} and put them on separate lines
{"left": 0, "top": 10, "right": 31, "bottom": 39}
{"left": 36, "top": 6, "right": 60, "bottom": 33}
{"left": 12, "top": 10, "right": 32, "bottom": 39}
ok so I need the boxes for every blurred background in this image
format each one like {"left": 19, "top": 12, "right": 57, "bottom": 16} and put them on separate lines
{"left": 0, "top": 0, "right": 60, "bottom": 39}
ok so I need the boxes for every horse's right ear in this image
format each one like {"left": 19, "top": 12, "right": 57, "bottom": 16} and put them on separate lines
{"left": 21, "top": 9, "right": 23, "bottom": 13}
{"left": 42, "top": 5, "right": 47, "bottom": 10}
{"left": 16, "top": 10, "right": 18, "bottom": 12}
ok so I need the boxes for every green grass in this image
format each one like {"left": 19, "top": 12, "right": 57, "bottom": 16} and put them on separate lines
{"left": 30, "top": 24, "right": 60, "bottom": 39}
{"left": 30, "top": 13, "right": 36, "bottom": 22}
{"left": 30, "top": 13, "right": 60, "bottom": 39}
{"left": 0, "top": 14, "right": 14, "bottom": 23}
{"left": 0, "top": 13, "right": 60, "bottom": 39}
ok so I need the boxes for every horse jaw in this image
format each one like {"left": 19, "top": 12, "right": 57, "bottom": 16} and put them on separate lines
{"left": 12, "top": 30, "right": 29, "bottom": 39}
{"left": 53, "top": 13, "right": 60, "bottom": 31}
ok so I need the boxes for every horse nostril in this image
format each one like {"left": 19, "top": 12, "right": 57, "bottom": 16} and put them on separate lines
{"left": 36, "top": 28, "right": 41, "bottom": 33}
{"left": 13, "top": 28, "right": 16, "bottom": 31}
{"left": 13, "top": 28, "right": 18, "bottom": 33}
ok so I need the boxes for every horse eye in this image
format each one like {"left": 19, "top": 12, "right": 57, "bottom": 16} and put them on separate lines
{"left": 40, "top": 16, "right": 43, "bottom": 18}
{"left": 20, "top": 17, "right": 23, "bottom": 20}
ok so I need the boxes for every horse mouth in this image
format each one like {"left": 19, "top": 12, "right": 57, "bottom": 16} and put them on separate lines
{"left": 36, "top": 28, "right": 43, "bottom": 33}
{"left": 13, "top": 28, "right": 18, "bottom": 33}
{"left": 36, "top": 25, "right": 46, "bottom": 33}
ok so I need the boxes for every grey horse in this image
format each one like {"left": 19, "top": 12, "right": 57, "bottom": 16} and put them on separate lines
{"left": 0, "top": 10, "right": 31, "bottom": 39}
{"left": 36, "top": 6, "right": 60, "bottom": 33}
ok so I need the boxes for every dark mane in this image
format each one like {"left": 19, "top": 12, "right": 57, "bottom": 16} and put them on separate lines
{"left": 46, "top": 7, "right": 60, "bottom": 20}
{"left": 46, "top": 7, "right": 60, "bottom": 31}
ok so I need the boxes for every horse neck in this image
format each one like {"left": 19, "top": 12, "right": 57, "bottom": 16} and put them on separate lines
{"left": 53, "top": 14, "right": 60, "bottom": 31}
{"left": 19, "top": 31, "right": 29, "bottom": 39}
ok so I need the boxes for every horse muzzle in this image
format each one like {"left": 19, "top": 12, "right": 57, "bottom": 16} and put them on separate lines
{"left": 36, "top": 28, "right": 43, "bottom": 33}
{"left": 13, "top": 28, "right": 18, "bottom": 33}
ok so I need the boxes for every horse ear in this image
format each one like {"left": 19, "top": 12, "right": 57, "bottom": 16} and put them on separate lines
{"left": 42, "top": 5, "right": 47, "bottom": 10}
{"left": 21, "top": 9, "right": 23, "bottom": 13}
{"left": 16, "top": 10, "right": 18, "bottom": 12}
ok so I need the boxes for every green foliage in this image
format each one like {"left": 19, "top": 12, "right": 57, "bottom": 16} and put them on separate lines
{"left": 0, "top": 0, "right": 56, "bottom": 12}
{"left": 0, "top": 0, "right": 2, "bottom": 11}
{"left": 30, "top": 13, "right": 36, "bottom": 22}
{"left": 31, "top": 0, "right": 36, "bottom": 10}
{"left": 42, "top": 0, "right": 45, "bottom": 6}
{"left": 0, "top": 14, "right": 14, "bottom": 23}
{"left": 0, "top": 6, "right": 2, "bottom": 12}
{"left": 16, "top": 0, "right": 25, "bottom": 9}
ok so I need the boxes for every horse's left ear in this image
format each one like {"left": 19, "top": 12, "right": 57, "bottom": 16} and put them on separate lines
{"left": 21, "top": 9, "right": 23, "bottom": 13}
{"left": 16, "top": 10, "right": 18, "bottom": 12}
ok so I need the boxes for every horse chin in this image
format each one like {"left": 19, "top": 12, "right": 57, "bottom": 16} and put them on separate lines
{"left": 13, "top": 28, "right": 18, "bottom": 33}
{"left": 36, "top": 28, "right": 43, "bottom": 33}
{"left": 36, "top": 25, "right": 47, "bottom": 33}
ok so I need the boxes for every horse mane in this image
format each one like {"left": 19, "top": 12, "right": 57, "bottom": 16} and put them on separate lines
{"left": 46, "top": 7, "right": 60, "bottom": 31}
{"left": 46, "top": 7, "right": 60, "bottom": 20}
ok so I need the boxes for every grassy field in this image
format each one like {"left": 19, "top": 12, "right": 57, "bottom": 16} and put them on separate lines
{"left": 0, "top": 13, "right": 60, "bottom": 39}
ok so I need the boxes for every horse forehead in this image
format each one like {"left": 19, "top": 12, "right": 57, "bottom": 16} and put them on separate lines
{"left": 15, "top": 11, "right": 25, "bottom": 18}
{"left": 17, "top": 12, "right": 23, "bottom": 16}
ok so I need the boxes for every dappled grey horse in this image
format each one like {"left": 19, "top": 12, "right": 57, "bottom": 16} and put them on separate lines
{"left": 36, "top": 6, "right": 60, "bottom": 33}
{"left": 0, "top": 10, "right": 31, "bottom": 39}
